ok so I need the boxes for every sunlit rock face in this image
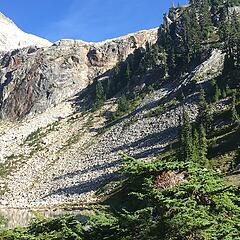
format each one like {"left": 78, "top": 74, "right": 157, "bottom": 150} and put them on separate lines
{"left": 0, "top": 6, "right": 229, "bottom": 209}
{"left": 0, "top": 20, "right": 158, "bottom": 120}
{"left": 0, "top": 11, "right": 162, "bottom": 208}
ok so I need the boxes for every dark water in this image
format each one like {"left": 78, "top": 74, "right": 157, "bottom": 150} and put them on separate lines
{"left": 0, "top": 208, "right": 84, "bottom": 229}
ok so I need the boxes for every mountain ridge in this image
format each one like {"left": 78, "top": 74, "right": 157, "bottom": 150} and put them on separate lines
{"left": 0, "top": 1, "right": 239, "bottom": 211}
{"left": 0, "top": 12, "right": 51, "bottom": 52}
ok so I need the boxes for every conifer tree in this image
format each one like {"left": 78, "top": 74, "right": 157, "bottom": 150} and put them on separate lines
{"left": 126, "top": 63, "right": 131, "bottom": 82}
{"left": 94, "top": 81, "right": 106, "bottom": 110}
{"left": 180, "top": 108, "right": 193, "bottom": 161}
{"left": 198, "top": 124, "right": 208, "bottom": 166}
{"left": 182, "top": 5, "right": 201, "bottom": 64}
{"left": 198, "top": 88, "right": 213, "bottom": 131}
{"left": 231, "top": 93, "right": 240, "bottom": 124}
{"left": 222, "top": 88, "right": 227, "bottom": 99}
{"left": 118, "top": 95, "right": 129, "bottom": 113}
{"left": 192, "top": 128, "right": 200, "bottom": 163}
{"left": 199, "top": 0, "right": 215, "bottom": 41}
{"left": 124, "top": 63, "right": 132, "bottom": 90}
{"left": 213, "top": 83, "right": 221, "bottom": 102}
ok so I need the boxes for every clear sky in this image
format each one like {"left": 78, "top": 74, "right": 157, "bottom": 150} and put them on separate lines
{"left": 0, "top": 0, "right": 188, "bottom": 43}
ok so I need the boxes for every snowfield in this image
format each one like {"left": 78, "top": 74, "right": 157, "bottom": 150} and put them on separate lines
{"left": 0, "top": 12, "right": 51, "bottom": 51}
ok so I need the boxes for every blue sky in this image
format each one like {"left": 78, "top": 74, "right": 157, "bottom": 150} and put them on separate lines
{"left": 0, "top": 0, "right": 188, "bottom": 42}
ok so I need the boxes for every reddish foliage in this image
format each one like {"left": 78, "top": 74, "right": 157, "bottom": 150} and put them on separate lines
{"left": 154, "top": 170, "right": 187, "bottom": 190}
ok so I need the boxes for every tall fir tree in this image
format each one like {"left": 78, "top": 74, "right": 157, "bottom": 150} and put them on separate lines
{"left": 231, "top": 93, "right": 240, "bottom": 124}
{"left": 198, "top": 88, "right": 213, "bottom": 131}
{"left": 198, "top": 0, "right": 215, "bottom": 41}
{"left": 180, "top": 108, "right": 194, "bottom": 161}
{"left": 198, "top": 124, "right": 209, "bottom": 166}
{"left": 182, "top": 5, "right": 202, "bottom": 66}
{"left": 192, "top": 128, "right": 200, "bottom": 163}
{"left": 94, "top": 81, "right": 106, "bottom": 110}
{"left": 213, "top": 83, "right": 221, "bottom": 102}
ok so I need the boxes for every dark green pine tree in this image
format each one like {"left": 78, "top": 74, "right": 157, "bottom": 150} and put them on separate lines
{"left": 213, "top": 82, "right": 221, "bottom": 102}
{"left": 220, "top": 7, "right": 240, "bottom": 72}
{"left": 210, "top": 0, "right": 225, "bottom": 24}
{"left": 106, "top": 77, "right": 112, "bottom": 99}
{"left": 117, "top": 95, "right": 130, "bottom": 113}
{"left": 197, "top": 88, "right": 213, "bottom": 131}
{"left": 94, "top": 81, "right": 106, "bottom": 110}
{"left": 198, "top": 124, "right": 209, "bottom": 167}
{"left": 231, "top": 93, "right": 240, "bottom": 124}
{"left": 182, "top": 5, "right": 202, "bottom": 65}
{"left": 222, "top": 88, "right": 227, "bottom": 99}
{"left": 108, "top": 61, "right": 122, "bottom": 97}
{"left": 229, "top": 11, "right": 240, "bottom": 68}
{"left": 219, "top": 4, "right": 231, "bottom": 53}
{"left": 158, "top": 15, "right": 177, "bottom": 76}
{"left": 126, "top": 63, "right": 131, "bottom": 82}
{"left": 182, "top": 9, "right": 192, "bottom": 66}
{"left": 198, "top": 0, "right": 215, "bottom": 41}
{"left": 124, "top": 63, "right": 132, "bottom": 90}
{"left": 192, "top": 128, "right": 200, "bottom": 163}
{"left": 180, "top": 108, "right": 194, "bottom": 161}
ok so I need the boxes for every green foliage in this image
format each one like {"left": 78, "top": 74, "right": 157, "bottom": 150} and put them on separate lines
{"left": 1, "top": 1, "right": 240, "bottom": 240}
{"left": 117, "top": 95, "right": 130, "bottom": 113}
{"left": 90, "top": 0, "right": 240, "bottom": 114}
{"left": 93, "top": 81, "right": 106, "bottom": 110}
{"left": 234, "top": 147, "right": 240, "bottom": 169}
{"left": 179, "top": 108, "right": 209, "bottom": 167}
{"left": 199, "top": 0, "right": 215, "bottom": 41}
{"left": 192, "top": 129, "right": 200, "bottom": 163}
{"left": 0, "top": 215, "right": 84, "bottom": 240}
{"left": 198, "top": 124, "right": 209, "bottom": 167}
{"left": 111, "top": 96, "right": 141, "bottom": 121}
{"left": 197, "top": 88, "right": 213, "bottom": 131}
{"left": 139, "top": 43, "right": 167, "bottom": 73}
{"left": 118, "top": 157, "right": 240, "bottom": 240}
{"left": 179, "top": 108, "right": 193, "bottom": 161}
{"left": 231, "top": 93, "right": 240, "bottom": 124}
{"left": 145, "top": 100, "right": 177, "bottom": 118}
{"left": 211, "top": 80, "right": 221, "bottom": 102}
{"left": 1, "top": 157, "right": 240, "bottom": 240}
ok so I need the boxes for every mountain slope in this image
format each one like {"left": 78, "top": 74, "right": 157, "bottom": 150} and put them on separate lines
{"left": 0, "top": 12, "right": 51, "bottom": 52}
{"left": 0, "top": 28, "right": 157, "bottom": 120}
{"left": 0, "top": 0, "right": 239, "bottom": 210}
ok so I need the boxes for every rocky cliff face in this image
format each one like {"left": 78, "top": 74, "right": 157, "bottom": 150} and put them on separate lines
{"left": 0, "top": 10, "right": 229, "bottom": 209}
{"left": 0, "top": 27, "right": 158, "bottom": 120}
{"left": 0, "top": 13, "right": 160, "bottom": 207}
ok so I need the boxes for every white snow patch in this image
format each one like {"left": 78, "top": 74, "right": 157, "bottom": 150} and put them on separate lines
{"left": 0, "top": 12, "right": 51, "bottom": 52}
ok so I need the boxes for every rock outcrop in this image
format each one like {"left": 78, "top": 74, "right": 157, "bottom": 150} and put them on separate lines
{"left": 0, "top": 10, "right": 228, "bottom": 209}
{"left": 0, "top": 27, "right": 158, "bottom": 120}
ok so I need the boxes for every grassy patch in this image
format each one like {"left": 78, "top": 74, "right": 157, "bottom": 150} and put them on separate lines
{"left": 97, "top": 126, "right": 110, "bottom": 136}
{"left": 226, "top": 173, "right": 240, "bottom": 187}
{"left": 208, "top": 126, "right": 239, "bottom": 158}
{"left": 210, "top": 151, "right": 236, "bottom": 172}
{"left": 23, "top": 121, "right": 60, "bottom": 152}
{"left": 111, "top": 96, "right": 142, "bottom": 122}
{"left": 61, "top": 115, "right": 94, "bottom": 149}
{"left": 144, "top": 99, "right": 177, "bottom": 118}
{"left": 0, "top": 155, "right": 25, "bottom": 178}
{"left": 66, "top": 131, "right": 83, "bottom": 146}
{"left": 83, "top": 115, "right": 94, "bottom": 129}
{"left": 24, "top": 128, "right": 45, "bottom": 147}
{"left": 123, "top": 116, "right": 139, "bottom": 129}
